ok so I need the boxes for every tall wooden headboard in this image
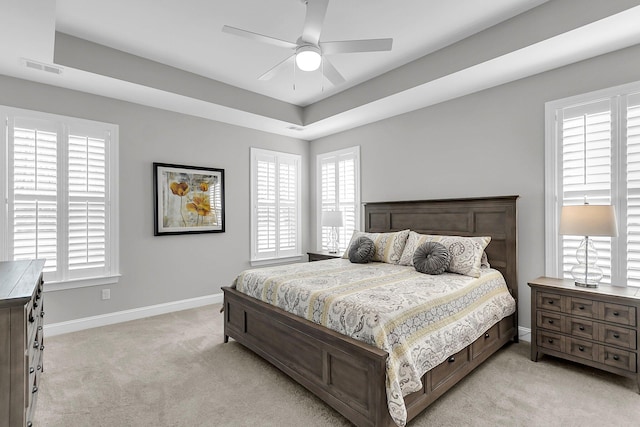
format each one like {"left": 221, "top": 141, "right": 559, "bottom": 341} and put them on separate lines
{"left": 364, "top": 195, "right": 519, "bottom": 304}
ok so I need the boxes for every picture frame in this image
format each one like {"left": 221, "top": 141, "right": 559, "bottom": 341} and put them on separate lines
{"left": 153, "top": 162, "right": 225, "bottom": 235}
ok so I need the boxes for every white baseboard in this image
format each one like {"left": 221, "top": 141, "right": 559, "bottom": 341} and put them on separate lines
{"left": 44, "top": 293, "right": 223, "bottom": 337}
{"left": 518, "top": 326, "right": 532, "bottom": 342}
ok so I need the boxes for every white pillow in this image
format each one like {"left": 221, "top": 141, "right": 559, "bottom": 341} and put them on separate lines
{"left": 343, "top": 229, "right": 410, "bottom": 264}
{"left": 398, "top": 231, "right": 491, "bottom": 278}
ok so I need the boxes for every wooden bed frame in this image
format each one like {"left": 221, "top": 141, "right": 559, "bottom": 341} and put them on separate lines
{"left": 222, "top": 196, "right": 519, "bottom": 426}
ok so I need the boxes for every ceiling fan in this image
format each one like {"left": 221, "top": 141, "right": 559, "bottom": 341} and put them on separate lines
{"left": 222, "top": 0, "right": 393, "bottom": 86}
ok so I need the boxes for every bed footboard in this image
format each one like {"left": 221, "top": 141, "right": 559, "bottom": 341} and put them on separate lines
{"left": 223, "top": 286, "right": 516, "bottom": 427}
{"left": 223, "top": 286, "right": 391, "bottom": 427}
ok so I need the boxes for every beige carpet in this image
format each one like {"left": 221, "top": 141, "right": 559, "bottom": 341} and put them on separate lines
{"left": 34, "top": 305, "right": 639, "bottom": 427}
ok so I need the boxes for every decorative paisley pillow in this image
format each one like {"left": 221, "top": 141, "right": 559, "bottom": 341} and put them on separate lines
{"left": 399, "top": 231, "right": 491, "bottom": 277}
{"left": 413, "top": 242, "right": 450, "bottom": 275}
{"left": 343, "top": 229, "right": 410, "bottom": 264}
{"left": 348, "top": 236, "right": 375, "bottom": 263}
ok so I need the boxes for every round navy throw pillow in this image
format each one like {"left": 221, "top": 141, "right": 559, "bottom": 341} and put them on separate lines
{"left": 413, "top": 241, "right": 450, "bottom": 275}
{"left": 348, "top": 236, "right": 375, "bottom": 264}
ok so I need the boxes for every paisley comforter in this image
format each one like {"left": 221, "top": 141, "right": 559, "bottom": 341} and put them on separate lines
{"left": 232, "top": 258, "right": 516, "bottom": 426}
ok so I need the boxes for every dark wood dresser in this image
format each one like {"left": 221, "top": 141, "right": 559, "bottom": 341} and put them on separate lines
{"left": 307, "top": 251, "right": 341, "bottom": 262}
{"left": 529, "top": 276, "right": 639, "bottom": 392}
{"left": 0, "top": 259, "right": 46, "bottom": 427}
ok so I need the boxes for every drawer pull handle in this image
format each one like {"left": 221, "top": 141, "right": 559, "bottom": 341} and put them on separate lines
{"left": 40, "top": 311, "right": 45, "bottom": 318}
{"left": 613, "top": 355, "right": 620, "bottom": 361}
{"left": 38, "top": 325, "right": 42, "bottom": 331}
{"left": 548, "top": 339, "right": 554, "bottom": 344}
{"left": 29, "top": 367, "right": 34, "bottom": 374}
{"left": 37, "top": 365, "right": 42, "bottom": 371}
{"left": 33, "top": 341, "right": 39, "bottom": 349}
{"left": 27, "top": 422, "right": 32, "bottom": 427}
{"left": 448, "top": 356, "right": 455, "bottom": 363}
{"left": 28, "top": 315, "right": 34, "bottom": 323}
{"left": 548, "top": 320, "right": 554, "bottom": 324}
{"left": 578, "top": 346, "right": 585, "bottom": 352}
{"left": 613, "top": 311, "right": 619, "bottom": 316}
{"left": 579, "top": 326, "right": 585, "bottom": 331}
{"left": 32, "top": 386, "right": 38, "bottom": 394}
{"left": 613, "top": 333, "right": 620, "bottom": 339}
{"left": 40, "top": 344, "right": 45, "bottom": 351}
{"left": 34, "top": 301, "right": 38, "bottom": 308}
{"left": 548, "top": 300, "right": 554, "bottom": 305}
{"left": 578, "top": 306, "right": 585, "bottom": 310}
{"left": 484, "top": 333, "right": 490, "bottom": 339}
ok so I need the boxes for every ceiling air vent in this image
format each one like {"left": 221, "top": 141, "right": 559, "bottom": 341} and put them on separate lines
{"left": 23, "top": 59, "right": 63, "bottom": 75}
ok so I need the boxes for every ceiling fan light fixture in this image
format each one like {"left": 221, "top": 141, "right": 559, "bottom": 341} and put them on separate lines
{"left": 295, "top": 45, "right": 321, "bottom": 71}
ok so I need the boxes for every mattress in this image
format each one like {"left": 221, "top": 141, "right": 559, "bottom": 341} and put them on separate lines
{"left": 232, "top": 258, "right": 516, "bottom": 426}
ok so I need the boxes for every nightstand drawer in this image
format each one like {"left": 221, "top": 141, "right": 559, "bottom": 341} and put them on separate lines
{"left": 599, "top": 324, "right": 637, "bottom": 350}
{"left": 538, "top": 292, "right": 562, "bottom": 312}
{"left": 567, "top": 297, "right": 596, "bottom": 319}
{"left": 537, "top": 330, "right": 563, "bottom": 352}
{"left": 565, "top": 317, "right": 595, "bottom": 340}
{"left": 600, "top": 302, "right": 636, "bottom": 326}
{"left": 567, "top": 337, "right": 597, "bottom": 361}
{"left": 602, "top": 346, "right": 637, "bottom": 372}
{"left": 537, "top": 311, "right": 562, "bottom": 332}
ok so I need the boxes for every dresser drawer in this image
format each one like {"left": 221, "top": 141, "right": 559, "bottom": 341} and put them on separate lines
{"left": 566, "top": 337, "right": 597, "bottom": 361}
{"left": 567, "top": 297, "right": 596, "bottom": 319}
{"left": 598, "top": 324, "right": 637, "bottom": 350}
{"left": 601, "top": 346, "right": 637, "bottom": 372}
{"left": 537, "top": 330, "right": 563, "bottom": 352}
{"left": 600, "top": 302, "right": 636, "bottom": 327}
{"left": 538, "top": 292, "right": 562, "bottom": 312}
{"left": 565, "top": 317, "right": 596, "bottom": 340}
{"left": 537, "top": 311, "right": 562, "bottom": 332}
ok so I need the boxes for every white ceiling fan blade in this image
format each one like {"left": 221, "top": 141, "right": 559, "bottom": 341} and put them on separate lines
{"left": 320, "top": 38, "right": 393, "bottom": 55}
{"left": 222, "top": 25, "right": 297, "bottom": 50}
{"left": 301, "top": 0, "right": 329, "bottom": 45}
{"left": 258, "top": 54, "right": 295, "bottom": 81}
{"left": 321, "top": 57, "right": 345, "bottom": 86}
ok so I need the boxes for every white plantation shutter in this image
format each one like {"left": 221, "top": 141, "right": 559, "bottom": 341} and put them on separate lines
{"left": 626, "top": 93, "right": 640, "bottom": 286}
{"left": 10, "top": 120, "right": 58, "bottom": 275}
{"left": 67, "top": 131, "right": 108, "bottom": 277}
{"left": 317, "top": 147, "right": 360, "bottom": 252}
{"left": 559, "top": 101, "right": 613, "bottom": 283}
{"left": 546, "top": 83, "right": 640, "bottom": 287}
{"left": 1, "top": 106, "right": 119, "bottom": 287}
{"left": 251, "top": 148, "right": 301, "bottom": 261}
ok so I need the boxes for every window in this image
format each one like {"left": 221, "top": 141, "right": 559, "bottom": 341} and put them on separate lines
{"left": 545, "top": 81, "right": 640, "bottom": 287}
{"left": 250, "top": 148, "right": 301, "bottom": 264}
{"left": 0, "top": 106, "right": 119, "bottom": 289}
{"left": 317, "top": 146, "right": 360, "bottom": 253}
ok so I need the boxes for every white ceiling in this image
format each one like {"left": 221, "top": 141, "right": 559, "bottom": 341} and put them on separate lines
{"left": 2, "top": 1, "right": 640, "bottom": 140}
{"left": 54, "top": 0, "right": 547, "bottom": 107}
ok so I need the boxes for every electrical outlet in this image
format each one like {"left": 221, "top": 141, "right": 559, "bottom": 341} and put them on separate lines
{"left": 101, "top": 289, "right": 111, "bottom": 300}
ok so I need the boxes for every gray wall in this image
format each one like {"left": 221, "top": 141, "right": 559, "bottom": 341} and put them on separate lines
{"left": 0, "top": 75, "right": 309, "bottom": 324}
{"left": 310, "top": 43, "right": 640, "bottom": 329}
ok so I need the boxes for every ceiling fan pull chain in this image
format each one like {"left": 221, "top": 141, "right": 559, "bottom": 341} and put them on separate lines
{"left": 293, "top": 59, "right": 297, "bottom": 91}
{"left": 321, "top": 57, "right": 324, "bottom": 92}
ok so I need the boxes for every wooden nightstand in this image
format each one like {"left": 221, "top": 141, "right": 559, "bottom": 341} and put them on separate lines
{"left": 529, "top": 276, "right": 640, "bottom": 392}
{"left": 307, "top": 251, "right": 341, "bottom": 262}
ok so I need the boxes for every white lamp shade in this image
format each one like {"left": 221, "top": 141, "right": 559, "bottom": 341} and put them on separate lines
{"left": 559, "top": 205, "right": 618, "bottom": 237}
{"left": 321, "top": 211, "right": 343, "bottom": 227}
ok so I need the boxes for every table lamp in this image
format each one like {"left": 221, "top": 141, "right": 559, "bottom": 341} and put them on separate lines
{"left": 321, "top": 211, "right": 343, "bottom": 253}
{"left": 559, "top": 204, "right": 618, "bottom": 288}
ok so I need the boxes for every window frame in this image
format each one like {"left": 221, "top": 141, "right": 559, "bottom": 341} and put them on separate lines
{"left": 545, "top": 80, "right": 640, "bottom": 287}
{"left": 0, "top": 106, "right": 120, "bottom": 291}
{"left": 316, "top": 146, "right": 361, "bottom": 253}
{"left": 250, "top": 147, "right": 302, "bottom": 266}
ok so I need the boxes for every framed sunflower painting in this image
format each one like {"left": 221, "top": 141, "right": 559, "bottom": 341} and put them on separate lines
{"left": 153, "top": 163, "right": 225, "bottom": 235}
